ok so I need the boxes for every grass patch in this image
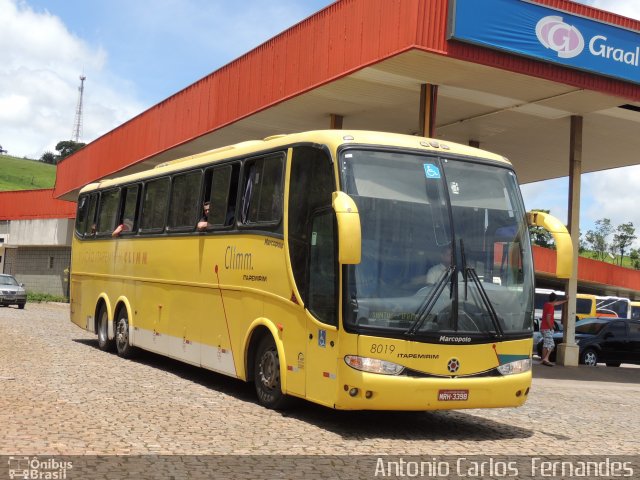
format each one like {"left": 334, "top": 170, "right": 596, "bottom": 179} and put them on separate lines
{"left": 27, "top": 292, "right": 68, "bottom": 303}
{"left": 0, "top": 154, "right": 56, "bottom": 191}
{"left": 579, "top": 250, "right": 639, "bottom": 269}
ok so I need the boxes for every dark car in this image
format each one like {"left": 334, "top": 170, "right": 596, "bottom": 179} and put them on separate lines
{"left": 536, "top": 318, "right": 640, "bottom": 367}
{"left": 0, "top": 274, "right": 27, "bottom": 309}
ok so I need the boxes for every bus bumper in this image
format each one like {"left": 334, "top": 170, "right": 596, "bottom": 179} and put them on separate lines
{"left": 333, "top": 368, "right": 532, "bottom": 411}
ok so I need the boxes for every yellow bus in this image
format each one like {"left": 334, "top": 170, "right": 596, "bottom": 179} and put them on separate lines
{"left": 70, "top": 130, "right": 571, "bottom": 411}
{"left": 596, "top": 295, "right": 630, "bottom": 318}
{"left": 576, "top": 293, "right": 597, "bottom": 320}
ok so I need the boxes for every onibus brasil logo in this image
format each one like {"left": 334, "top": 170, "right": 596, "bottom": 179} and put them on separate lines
{"left": 7, "top": 456, "right": 73, "bottom": 479}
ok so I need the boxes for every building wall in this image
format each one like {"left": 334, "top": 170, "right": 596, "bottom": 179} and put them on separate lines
{"left": 3, "top": 246, "right": 70, "bottom": 297}
{"left": 9, "top": 218, "right": 73, "bottom": 246}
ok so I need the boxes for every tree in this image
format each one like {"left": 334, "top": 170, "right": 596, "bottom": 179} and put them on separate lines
{"left": 40, "top": 151, "right": 57, "bottom": 165}
{"left": 55, "top": 140, "right": 86, "bottom": 160}
{"left": 611, "top": 222, "right": 636, "bottom": 266}
{"left": 528, "top": 209, "right": 555, "bottom": 248}
{"left": 578, "top": 231, "right": 588, "bottom": 255}
{"left": 584, "top": 218, "right": 612, "bottom": 262}
{"left": 630, "top": 249, "right": 640, "bottom": 270}
{"left": 0, "top": 144, "right": 7, "bottom": 154}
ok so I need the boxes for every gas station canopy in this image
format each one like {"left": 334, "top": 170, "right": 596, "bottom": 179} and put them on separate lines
{"left": 54, "top": 0, "right": 640, "bottom": 200}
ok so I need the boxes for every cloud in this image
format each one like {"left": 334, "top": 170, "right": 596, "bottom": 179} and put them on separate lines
{"left": 520, "top": 178, "right": 569, "bottom": 224}
{"left": 582, "top": 168, "right": 640, "bottom": 236}
{"left": 0, "top": 0, "right": 144, "bottom": 158}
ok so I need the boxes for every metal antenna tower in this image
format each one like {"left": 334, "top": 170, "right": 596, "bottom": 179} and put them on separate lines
{"left": 71, "top": 75, "right": 86, "bottom": 142}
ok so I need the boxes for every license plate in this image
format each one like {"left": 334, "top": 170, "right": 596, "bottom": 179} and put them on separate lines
{"left": 438, "top": 389, "right": 469, "bottom": 401}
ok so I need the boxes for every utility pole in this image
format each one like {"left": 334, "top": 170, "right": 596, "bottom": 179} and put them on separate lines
{"left": 71, "top": 75, "right": 86, "bottom": 142}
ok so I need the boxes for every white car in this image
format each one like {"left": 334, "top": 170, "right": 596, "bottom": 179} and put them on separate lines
{"left": 0, "top": 274, "right": 27, "bottom": 309}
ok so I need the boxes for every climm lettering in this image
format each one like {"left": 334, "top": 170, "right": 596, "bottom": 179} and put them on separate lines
{"left": 589, "top": 35, "right": 640, "bottom": 66}
{"left": 225, "top": 246, "right": 253, "bottom": 270}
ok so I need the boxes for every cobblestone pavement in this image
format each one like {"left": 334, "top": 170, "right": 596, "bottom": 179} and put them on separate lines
{"left": 1, "top": 302, "right": 639, "bottom": 458}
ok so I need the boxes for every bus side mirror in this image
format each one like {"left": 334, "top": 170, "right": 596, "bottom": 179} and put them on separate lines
{"left": 527, "top": 211, "right": 573, "bottom": 279}
{"left": 332, "top": 192, "right": 361, "bottom": 265}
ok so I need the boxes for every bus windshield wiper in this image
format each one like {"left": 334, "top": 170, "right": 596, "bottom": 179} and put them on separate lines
{"left": 465, "top": 266, "right": 504, "bottom": 338}
{"left": 459, "top": 239, "right": 469, "bottom": 301}
{"left": 406, "top": 265, "right": 454, "bottom": 336}
{"left": 459, "top": 238, "right": 503, "bottom": 337}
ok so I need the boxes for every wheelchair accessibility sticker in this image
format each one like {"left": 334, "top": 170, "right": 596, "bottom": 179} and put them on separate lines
{"left": 424, "top": 164, "right": 441, "bottom": 179}
{"left": 318, "top": 329, "right": 326, "bottom": 348}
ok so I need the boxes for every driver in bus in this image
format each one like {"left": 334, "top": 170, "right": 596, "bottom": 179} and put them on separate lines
{"left": 426, "top": 245, "right": 453, "bottom": 285}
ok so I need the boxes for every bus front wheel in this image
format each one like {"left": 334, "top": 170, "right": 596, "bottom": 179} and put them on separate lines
{"left": 115, "top": 309, "right": 134, "bottom": 359}
{"left": 254, "top": 335, "right": 290, "bottom": 410}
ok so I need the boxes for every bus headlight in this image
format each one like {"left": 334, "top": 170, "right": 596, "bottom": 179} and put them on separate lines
{"left": 344, "top": 355, "right": 405, "bottom": 375}
{"left": 497, "top": 358, "right": 531, "bottom": 376}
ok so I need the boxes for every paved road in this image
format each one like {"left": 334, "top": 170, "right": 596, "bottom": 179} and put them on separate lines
{"left": 1, "top": 302, "right": 638, "bottom": 476}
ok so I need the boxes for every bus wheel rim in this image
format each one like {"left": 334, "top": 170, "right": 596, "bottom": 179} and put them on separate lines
{"left": 259, "top": 350, "right": 278, "bottom": 390}
{"left": 116, "top": 319, "right": 128, "bottom": 349}
{"left": 98, "top": 312, "right": 107, "bottom": 343}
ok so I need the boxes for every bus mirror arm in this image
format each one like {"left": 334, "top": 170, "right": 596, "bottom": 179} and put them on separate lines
{"left": 526, "top": 211, "right": 573, "bottom": 279}
{"left": 332, "top": 192, "right": 361, "bottom": 265}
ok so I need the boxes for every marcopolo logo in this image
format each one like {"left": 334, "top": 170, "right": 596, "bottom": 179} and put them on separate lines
{"left": 536, "top": 15, "right": 585, "bottom": 59}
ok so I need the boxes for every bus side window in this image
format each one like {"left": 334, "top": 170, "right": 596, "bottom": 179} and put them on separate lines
{"left": 168, "top": 171, "right": 202, "bottom": 231}
{"left": 96, "top": 189, "right": 121, "bottom": 236}
{"left": 75, "top": 195, "right": 89, "bottom": 237}
{"left": 205, "top": 163, "right": 239, "bottom": 228}
{"left": 140, "top": 177, "right": 170, "bottom": 232}
{"left": 240, "top": 154, "right": 284, "bottom": 226}
{"left": 84, "top": 194, "right": 98, "bottom": 236}
{"left": 115, "top": 184, "right": 140, "bottom": 235}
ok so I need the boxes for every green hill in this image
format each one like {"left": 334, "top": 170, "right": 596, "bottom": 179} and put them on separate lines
{"left": 0, "top": 154, "right": 56, "bottom": 191}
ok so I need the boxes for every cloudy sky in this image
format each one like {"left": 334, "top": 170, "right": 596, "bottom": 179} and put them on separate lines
{"left": 1, "top": 0, "right": 639, "bottom": 239}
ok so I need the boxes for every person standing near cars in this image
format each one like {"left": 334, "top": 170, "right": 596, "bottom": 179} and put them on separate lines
{"left": 540, "top": 292, "right": 568, "bottom": 366}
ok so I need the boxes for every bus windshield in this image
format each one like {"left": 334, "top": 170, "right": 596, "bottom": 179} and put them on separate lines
{"left": 341, "top": 149, "right": 534, "bottom": 340}
{"left": 596, "top": 297, "right": 629, "bottom": 318}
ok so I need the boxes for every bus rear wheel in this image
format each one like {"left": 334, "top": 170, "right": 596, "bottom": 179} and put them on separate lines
{"left": 254, "top": 335, "right": 290, "bottom": 410}
{"left": 97, "top": 306, "right": 114, "bottom": 352}
{"left": 115, "top": 310, "right": 134, "bottom": 358}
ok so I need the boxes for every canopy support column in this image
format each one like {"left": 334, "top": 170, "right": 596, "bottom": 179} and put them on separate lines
{"left": 419, "top": 84, "right": 438, "bottom": 138}
{"left": 330, "top": 114, "right": 343, "bottom": 129}
{"left": 557, "top": 115, "right": 582, "bottom": 367}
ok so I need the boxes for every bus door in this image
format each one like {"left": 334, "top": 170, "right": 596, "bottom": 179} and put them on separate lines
{"left": 304, "top": 210, "right": 339, "bottom": 406}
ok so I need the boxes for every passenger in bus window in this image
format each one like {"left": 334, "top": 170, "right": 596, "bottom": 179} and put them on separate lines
{"left": 112, "top": 218, "right": 133, "bottom": 237}
{"left": 197, "top": 202, "right": 210, "bottom": 231}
